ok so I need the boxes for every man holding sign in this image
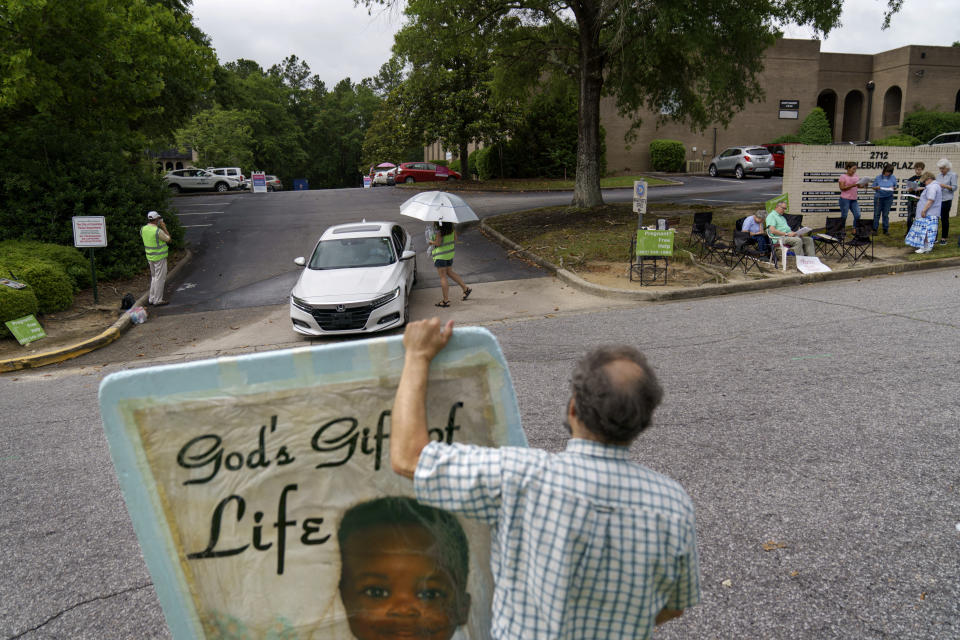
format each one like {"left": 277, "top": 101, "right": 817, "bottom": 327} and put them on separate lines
{"left": 391, "top": 318, "right": 701, "bottom": 639}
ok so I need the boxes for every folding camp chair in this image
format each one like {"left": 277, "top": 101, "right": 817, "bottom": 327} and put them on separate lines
{"left": 731, "top": 231, "right": 767, "bottom": 273}
{"left": 701, "top": 224, "right": 734, "bottom": 266}
{"left": 734, "top": 216, "right": 747, "bottom": 232}
{"left": 690, "top": 211, "right": 713, "bottom": 254}
{"left": 846, "top": 218, "right": 875, "bottom": 264}
{"left": 785, "top": 214, "right": 804, "bottom": 232}
{"left": 814, "top": 216, "right": 847, "bottom": 260}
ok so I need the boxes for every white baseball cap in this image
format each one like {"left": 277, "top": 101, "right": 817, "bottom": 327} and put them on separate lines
{"left": 147, "top": 211, "right": 161, "bottom": 220}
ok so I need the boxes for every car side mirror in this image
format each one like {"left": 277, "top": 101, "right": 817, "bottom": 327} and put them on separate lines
{"left": 294, "top": 257, "right": 306, "bottom": 266}
{"left": 401, "top": 250, "right": 416, "bottom": 261}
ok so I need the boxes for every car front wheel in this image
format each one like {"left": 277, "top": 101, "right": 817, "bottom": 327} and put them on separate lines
{"left": 764, "top": 173, "right": 773, "bottom": 179}
{"left": 708, "top": 164, "right": 718, "bottom": 177}
{"left": 734, "top": 165, "right": 745, "bottom": 180}
{"left": 447, "top": 176, "right": 458, "bottom": 181}
{"left": 215, "top": 181, "right": 230, "bottom": 192}
{"left": 405, "top": 176, "right": 415, "bottom": 184}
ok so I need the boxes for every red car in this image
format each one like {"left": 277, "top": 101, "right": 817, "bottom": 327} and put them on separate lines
{"left": 395, "top": 162, "right": 461, "bottom": 183}
{"left": 762, "top": 143, "right": 802, "bottom": 176}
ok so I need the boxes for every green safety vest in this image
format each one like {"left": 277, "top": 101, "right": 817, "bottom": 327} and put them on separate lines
{"left": 141, "top": 224, "right": 168, "bottom": 262}
{"left": 432, "top": 232, "right": 455, "bottom": 260}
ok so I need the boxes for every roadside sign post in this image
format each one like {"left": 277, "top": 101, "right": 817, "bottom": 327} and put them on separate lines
{"left": 633, "top": 180, "right": 648, "bottom": 226}
{"left": 72, "top": 216, "right": 107, "bottom": 304}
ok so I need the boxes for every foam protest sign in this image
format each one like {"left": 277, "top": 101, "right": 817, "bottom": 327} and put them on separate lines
{"left": 99, "top": 328, "right": 525, "bottom": 639}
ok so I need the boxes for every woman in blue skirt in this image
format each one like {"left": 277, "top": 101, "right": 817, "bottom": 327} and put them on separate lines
{"left": 905, "top": 172, "right": 942, "bottom": 254}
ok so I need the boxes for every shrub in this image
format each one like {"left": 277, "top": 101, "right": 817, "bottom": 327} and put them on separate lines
{"left": 0, "top": 283, "right": 40, "bottom": 338}
{"left": 770, "top": 134, "right": 803, "bottom": 144}
{"left": 649, "top": 139, "right": 686, "bottom": 172}
{"left": 797, "top": 108, "right": 832, "bottom": 144}
{"left": 873, "top": 134, "right": 922, "bottom": 147}
{"left": 16, "top": 260, "right": 74, "bottom": 313}
{"left": 474, "top": 146, "right": 497, "bottom": 181}
{"left": 901, "top": 109, "right": 960, "bottom": 144}
{"left": 0, "top": 240, "right": 90, "bottom": 290}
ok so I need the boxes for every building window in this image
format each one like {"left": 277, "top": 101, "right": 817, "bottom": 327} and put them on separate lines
{"left": 882, "top": 86, "right": 902, "bottom": 126}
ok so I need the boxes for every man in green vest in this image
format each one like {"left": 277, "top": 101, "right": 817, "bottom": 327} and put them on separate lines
{"left": 142, "top": 211, "right": 171, "bottom": 306}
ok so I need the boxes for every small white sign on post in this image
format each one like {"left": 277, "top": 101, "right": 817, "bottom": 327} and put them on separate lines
{"left": 72, "top": 216, "right": 107, "bottom": 248}
{"left": 251, "top": 171, "right": 268, "bottom": 193}
{"left": 633, "top": 180, "right": 648, "bottom": 225}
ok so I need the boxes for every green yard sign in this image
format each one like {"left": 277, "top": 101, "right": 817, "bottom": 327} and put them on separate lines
{"left": 635, "top": 229, "right": 675, "bottom": 256}
{"left": 5, "top": 315, "right": 46, "bottom": 346}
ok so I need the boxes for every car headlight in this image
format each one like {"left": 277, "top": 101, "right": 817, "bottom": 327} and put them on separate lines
{"left": 371, "top": 287, "right": 400, "bottom": 309}
{"left": 291, "top": 295, "right": 313, "bottom": 312}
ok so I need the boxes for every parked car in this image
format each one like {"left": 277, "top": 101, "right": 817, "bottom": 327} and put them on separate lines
{"left": 372, "top": 167, "right": 396, "bottom": 186}
{"left": 925, "top": 131, "right": 960, "bottom": 146}
{"left": 206, "top": 167, "right": 245, "bottom": 187}
{"left": 762, "top": 143, "right": 802, "bottom": 175}
{"left": 164, "top": 168, "right": 237, "bottom": 193}
{"left": 265, "top": 175, "right": 283, "bottom": 191}
{"left": 395, "top": 162, "right": 461, "bottom": 183}
{"left": 707, "top": 146, "right": 775, "bottom": 179}
{"left": 289, "top": 222, "right": 417, "bottom": 335}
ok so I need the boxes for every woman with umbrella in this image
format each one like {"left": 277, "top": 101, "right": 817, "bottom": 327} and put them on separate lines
{"left": 400, "top": 191, "right": 478, "bottom": 307}
{"left": 430, "top": 221, "right": 471, "bottom": 307}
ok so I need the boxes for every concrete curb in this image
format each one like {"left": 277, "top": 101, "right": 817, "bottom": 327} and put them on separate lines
{"left": 480, "top": 220, "right": 960, "bottom": 302}
{"left": 0, "top": 250, "right": 194, "bottom": 373}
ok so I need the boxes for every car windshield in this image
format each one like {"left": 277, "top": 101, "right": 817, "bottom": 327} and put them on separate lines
{"left": 747, "top": 147, "right": 770, "bottom": 155}
{"left": 309, "top": 237, "right": 395, "bottom": 270}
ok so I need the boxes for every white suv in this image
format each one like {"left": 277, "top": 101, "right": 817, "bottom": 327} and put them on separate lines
{"left": 164, "top": 169, "right": 236, "bottom": 193}
{"left": 926, "top": 132, "right": 960, "bottom": 147}
{"left": 206, "top": 167, "right": 245, "bottom": 188}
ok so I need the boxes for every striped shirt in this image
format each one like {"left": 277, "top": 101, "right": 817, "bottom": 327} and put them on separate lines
{"left": 415, "top": 439, "right": 701, "bottom": 639}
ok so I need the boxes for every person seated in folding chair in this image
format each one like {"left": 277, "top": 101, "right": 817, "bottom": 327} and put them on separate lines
{"left": 741, "top": 210, "right": 770, "bottom": 254}
{"left": 766, "top": 201, "right": 814, "bottom": 257}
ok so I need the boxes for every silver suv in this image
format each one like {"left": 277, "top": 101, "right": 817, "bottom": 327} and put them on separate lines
{"left": 164, "top": 169, "right": 236, "bottom": 193}
{"left": 708, "top": 146, "right": 775, "bottom": 179}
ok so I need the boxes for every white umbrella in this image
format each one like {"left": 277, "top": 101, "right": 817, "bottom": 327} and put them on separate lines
{"left": 399, "top": 191, "right": 479, "bottom": 223}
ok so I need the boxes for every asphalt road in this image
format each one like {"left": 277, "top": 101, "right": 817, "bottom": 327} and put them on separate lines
{"left": 2, "top": 263, "right": 958, "bottom": 639}
{"left": 164, "top": 177, "right": 781, "bottom": 314}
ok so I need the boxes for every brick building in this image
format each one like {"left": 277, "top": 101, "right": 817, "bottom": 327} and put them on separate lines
{"left": 602, "top": 38, "right": 960, "bottom": 173}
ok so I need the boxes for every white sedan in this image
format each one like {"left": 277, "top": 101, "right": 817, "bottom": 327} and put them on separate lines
{"left": 290, "top": 222, "right": 417, "bottom": 335}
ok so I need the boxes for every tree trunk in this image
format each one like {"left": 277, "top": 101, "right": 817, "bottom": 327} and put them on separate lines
{"left": 572, "top": 7, "right": 604, "bottom": 208}
{"left": 458, "top": 138, "right": 470, "bottom": 181}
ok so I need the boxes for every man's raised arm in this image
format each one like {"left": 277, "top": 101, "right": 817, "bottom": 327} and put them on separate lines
{"left": 390, "top": 318, "right": 454, "bottom": 479}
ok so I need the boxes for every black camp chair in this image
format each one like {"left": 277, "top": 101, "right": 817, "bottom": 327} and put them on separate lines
{"left": 846, "top": 219, "right": 875, "bottom": 264}
{"left": 690, "top": 211, "right": 713, "bottom": 254}
{"left": 731, "top": 230, "right": 767, "bottom": 273}
{"left": 701, "top": 224, "right": 734, "bottom": 266}
{"left": 814, "top": 216, "right": 847, "bottom": 260}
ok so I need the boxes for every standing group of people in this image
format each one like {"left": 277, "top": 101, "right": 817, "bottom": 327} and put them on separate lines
{"left": 904, "top": 158, "right": 957, "bottom": 253}
{"left": 836, "top": 159, "right": 957, "bottom": 253}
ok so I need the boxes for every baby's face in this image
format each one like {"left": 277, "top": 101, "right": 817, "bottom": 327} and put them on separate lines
{"left": 340, "top": 524, "right": 468, "bottom": 640}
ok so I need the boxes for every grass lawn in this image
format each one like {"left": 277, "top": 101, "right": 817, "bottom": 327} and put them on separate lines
{"left": 485, "top": 203, "right": 960, "bottom": 270}
{"left": 486, "top": 202, "right": 715, "bottom": 268}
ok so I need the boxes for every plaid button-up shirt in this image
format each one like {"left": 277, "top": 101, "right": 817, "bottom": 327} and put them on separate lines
{"left": 415, "top": 438, "right": 701, "bottom": 639}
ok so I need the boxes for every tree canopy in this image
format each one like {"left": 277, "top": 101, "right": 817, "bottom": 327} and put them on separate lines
{"left": 363, "top": 0, "right": 903, "bottom": 206}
